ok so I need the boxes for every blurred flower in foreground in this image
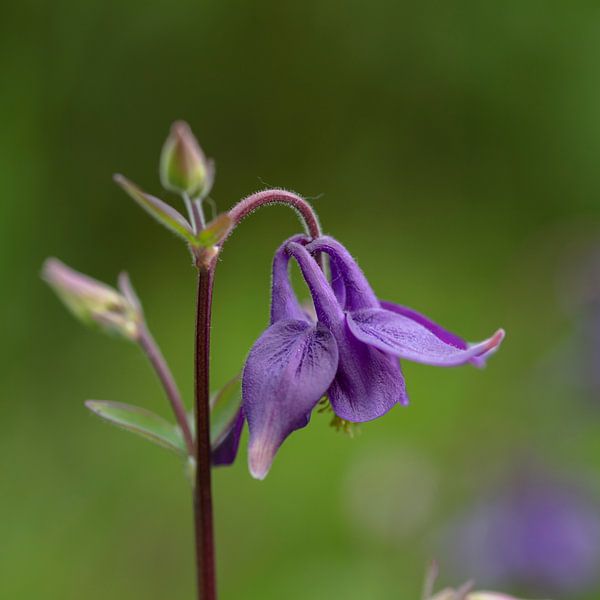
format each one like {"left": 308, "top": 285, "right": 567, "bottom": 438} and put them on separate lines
{"left": 243, "top": 235, "right": 504, "bottom": 479}
{"left": 430, "top": 589, "right": 540, "bottom": 600}
{"left": 424, "top": 562, "right": 549, "bottom": 600}
{"left": 441, "top": 463, "right": 600, "bottom": 596}
{"left": 42, "top": 258, "right": 141, "bottom": 341}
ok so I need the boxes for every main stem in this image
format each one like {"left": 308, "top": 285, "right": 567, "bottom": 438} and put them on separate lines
{"left": 193, "top": 265, "right": 216, "bottom": 600}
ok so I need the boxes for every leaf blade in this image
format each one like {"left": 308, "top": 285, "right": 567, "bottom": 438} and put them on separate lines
{"left": 114, "top": 174, "right": 196, "bottom": 244}
{"left": 85, "top": 400, "right": 187, "bottom": 456}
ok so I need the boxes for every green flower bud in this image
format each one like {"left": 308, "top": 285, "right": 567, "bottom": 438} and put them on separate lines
{"left": 159, "top": 121, "right": 212, "bottom": 197}
{"left": 42, "top": 259, "right": 141, "bottom": 341}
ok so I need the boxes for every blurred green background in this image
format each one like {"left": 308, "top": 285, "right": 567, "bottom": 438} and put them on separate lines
{"left": 3, "top": 1, "right": 600, "bottom": 598}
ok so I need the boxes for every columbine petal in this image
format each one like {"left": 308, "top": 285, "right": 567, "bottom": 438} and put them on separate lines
{"left": 243, "top": 319, "right": 339, "bottom": 479}
{"left": 287, "top": 242, "right": 408, "bottom": 421}
{"left": 270, "top": 235, "right": 311, "bottom": 324}
{"left": 306, "top": 236, "right": 379, "bottom": 310}
{"left": 381, "top": 300, "right": 492, "bottom": 368}
{"left": 329, "top": 253, "right": 347, "bottom": 308}
{"left": 347, "top": 307, "right": 505, "bottom": 367}
{"left": 211, "top": 410, "right": 244, "bottom": 466}
{"left": 327, "top": 332, "right": 409, "bottom": 420}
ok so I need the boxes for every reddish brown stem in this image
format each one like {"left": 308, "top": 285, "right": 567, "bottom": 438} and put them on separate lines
{"left": 227, "top": 189, "right": 322, "bottom": 240}
{"left": 193, "top": 266, "right": 216, "bottom": 600}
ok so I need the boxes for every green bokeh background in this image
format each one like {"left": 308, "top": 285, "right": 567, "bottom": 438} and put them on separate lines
{"left": 3, "top": 2, "right": 600, "bottom": 598}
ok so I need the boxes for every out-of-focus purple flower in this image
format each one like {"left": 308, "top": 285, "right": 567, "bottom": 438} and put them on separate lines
{"left": 442, "top": 464, "right": 600, "bottom": 596}
{"left": 242, "top": 235, "right": 504, "bottom": 479}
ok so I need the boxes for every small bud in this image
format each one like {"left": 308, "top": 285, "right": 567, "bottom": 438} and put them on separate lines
{"left": 42, "top": 259, "right": 141, "bottom": 341}
{"left": 159, "top": 121, "right": 212, "bottom": 197}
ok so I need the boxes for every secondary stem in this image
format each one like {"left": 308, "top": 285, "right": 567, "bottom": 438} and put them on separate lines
{"left": 193, "top": 265, "right": 216, "bottom": 600}
{"left": 138, "top": 323, "right": 195, "bottom": 456}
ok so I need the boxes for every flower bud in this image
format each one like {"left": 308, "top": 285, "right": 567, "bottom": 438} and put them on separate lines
{"left": 42, "top": 258, "right": 141, "bottom": 341}
{"left": 159, "top": 121, "right": 212, "bottom": 197}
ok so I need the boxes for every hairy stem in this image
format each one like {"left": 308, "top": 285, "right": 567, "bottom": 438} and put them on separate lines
{"left": 227, "top": 189, "right": 322, "bottom": 241}
{"left": 138, "top": 323, "right": 195, "bottom": 456}
{"left": 193, "top": 266, "right": 216, "bottom": 600}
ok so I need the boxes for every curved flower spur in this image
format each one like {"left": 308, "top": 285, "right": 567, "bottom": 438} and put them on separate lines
{"left": 243, "top": 235, "right": 505, "bottom": 479}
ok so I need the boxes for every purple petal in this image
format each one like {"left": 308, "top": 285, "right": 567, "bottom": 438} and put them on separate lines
{"left": 287, "top": 243, "right": 408, "bottom": 421}
{"left": 305, "top": 236, "right": 379, "bottom": 310}
{"left": 347, "top": 307, "right": 505, "bottom": 367}
{"left": 327, "top": 328, "right": 408, "bottom": 421}
{"left": 243, "top": 319, "right": 339, "bottom": 479}
{"left": 211, "top": 410, "right": 244, "bottom": 466}
{"left": 285, "top": 242, "right": 345, "bottom": 326}
{"left": 271, "top": 235, "right": 311, "bottom": 324}
{"left": 381, "top": 300, "right": 491, "bottom": 368}
{"left": 329, "top": 254, "right": 347, "bottom": 308}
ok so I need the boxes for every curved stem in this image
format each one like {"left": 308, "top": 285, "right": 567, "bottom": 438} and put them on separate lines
{"left": 138, "top": 323, "right": 195, "bottom": 457}
{"left": 226, "top": 189, "right": 322, "bottom": 241}
{"left": 191, "top": 189, "right": 321, "bottom": 600}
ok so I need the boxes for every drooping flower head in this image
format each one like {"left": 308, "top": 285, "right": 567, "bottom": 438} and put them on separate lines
{"left": 242, "top": 235, "right": 504, "bottom": 479}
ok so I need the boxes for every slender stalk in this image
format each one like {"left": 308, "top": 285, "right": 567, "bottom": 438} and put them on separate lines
{"left": 183, "top": 192, "right": 206, "bottom": 233}
{"left": 138, "top": 323, "right": 195, "bottom": 457}
{"left": 193, "top": 265, "right": 216, "bottom": 600}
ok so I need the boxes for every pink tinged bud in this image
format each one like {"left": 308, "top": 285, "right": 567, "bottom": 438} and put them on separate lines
{"left": 159, "top": 121, "right": 212, "bottom": 197}
{"left": 42, "top": 258, "right": 141, "bottom": 341}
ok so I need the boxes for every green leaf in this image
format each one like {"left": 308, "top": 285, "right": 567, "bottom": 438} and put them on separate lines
{"left": 195, "top": 214, "right": 233, "bottom": 248}
{"left": 85, "top": 400, "right": 186, "bottom": 455}
{"left": 113, "top": 174, "right": 196, "bottom": 244}
{"left": 210, "top": 375, "right": 242, "bottom": 446}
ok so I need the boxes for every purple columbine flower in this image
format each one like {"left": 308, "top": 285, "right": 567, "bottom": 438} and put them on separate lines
{"left": 242, "top": 235, "right": 504, "bottom": 479}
